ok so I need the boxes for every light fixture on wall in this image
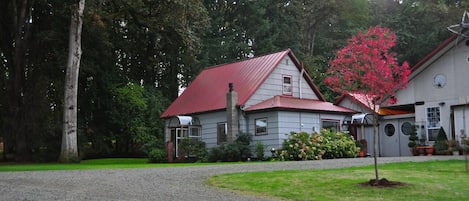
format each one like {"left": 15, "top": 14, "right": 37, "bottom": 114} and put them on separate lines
{"left": 439, "top": 102, "right": 445, "bottom": 106}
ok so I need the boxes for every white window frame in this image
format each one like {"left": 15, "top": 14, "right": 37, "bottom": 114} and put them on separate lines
{"left": 282, "top": 75, "right": 292, "bottom": 95}
{"left": 426, "top": 107, "right": 441, "bottom": 141}
{"left": 255, "top": 118, "right": 268, "bottom": 136}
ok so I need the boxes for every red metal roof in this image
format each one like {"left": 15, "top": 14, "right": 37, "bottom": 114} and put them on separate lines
{"left": 334, "top": 92, "right": 379, "bottom": 113}
{"left": 161, "top": 49, "right": 325, "bottom": 118}
{"left": 245, "top": 96, "right": 356, "bottom": 113}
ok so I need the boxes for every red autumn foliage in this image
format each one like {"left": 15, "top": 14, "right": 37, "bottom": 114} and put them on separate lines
{"left": 325, "top": 26, "right": 410, "bottom": 106}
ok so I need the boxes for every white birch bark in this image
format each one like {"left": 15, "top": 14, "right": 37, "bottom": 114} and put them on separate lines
{"left": 59, "top": 0, "right": 85, "bottom": 162}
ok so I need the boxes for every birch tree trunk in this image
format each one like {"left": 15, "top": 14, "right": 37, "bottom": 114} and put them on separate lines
{"left": 59, "top": 0, "right": 85, "bottom": 162}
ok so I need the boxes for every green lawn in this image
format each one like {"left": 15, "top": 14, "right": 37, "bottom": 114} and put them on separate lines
{"left": 0, "top": 158, "right": 217, "bottom": 171}
{"left": 207, "top": 160, "right": 469, "bottom": 201}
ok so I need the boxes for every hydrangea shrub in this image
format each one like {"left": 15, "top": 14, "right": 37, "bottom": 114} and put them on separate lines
{"left": 280, "top": 130, "right": 358, "bottom": 161}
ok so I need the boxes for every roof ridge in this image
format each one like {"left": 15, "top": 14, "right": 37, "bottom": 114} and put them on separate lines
{"left": 203, "top": 48, "right": 291, "bottom": 70}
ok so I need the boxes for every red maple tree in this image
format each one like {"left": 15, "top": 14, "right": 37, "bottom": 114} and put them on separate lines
{"left": 325, "top": 26, "right": 410, "bottom": 183}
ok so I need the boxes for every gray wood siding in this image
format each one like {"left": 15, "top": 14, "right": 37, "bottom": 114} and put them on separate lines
{"left": 196, "top": 111, "right": 225, "bottom": 148}
{"left": 245, "top": 56, "right": 319, "bottom": 108}
{"left": 195, "top": 110, "right": 249, "bottom": 148}
{"left": 249, "top": 111, "right": 280, "bottom": 147}
{"left": 339, "top": 97, "right": 374, "bottom": 114}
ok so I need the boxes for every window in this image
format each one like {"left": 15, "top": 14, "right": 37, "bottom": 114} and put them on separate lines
{"left": 427, "top": 107, "right": 441, "bottom": 141}
{"left": 401, "top": 122, "right": 412, "bottom": 136}
{"left": 189, "top": 126, "right": 201, "bottom": 137}
{"left": 282, "top": 75, "right": 292, "bottom": 95}
{"left": 384, "top": 124, "right": 395, "bottom": 137}
{"left": 217, "top": 122, "right": 227, "bottom": 145}
{"left": 321, "top": 120, "right": 340, "bottom": 132}
{"left": 255, "top": 118, "right": 268, "bottom": 135}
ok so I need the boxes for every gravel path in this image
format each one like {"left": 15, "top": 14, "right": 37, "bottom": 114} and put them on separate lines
{"left": 0, "top": 156, "right": 463, "bottom": 201}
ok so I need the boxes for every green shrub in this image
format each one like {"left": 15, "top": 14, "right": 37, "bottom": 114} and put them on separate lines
{"left": 280, "top": 131, "right": 323, "bottom": 160}
{"left": 408, "top": 125, "right": 418, "bottom": 148}
{"left": 148, "top": 148, "right": 167, "bottom": 163}
{"left": 434, "top": 127, "right": 449, "bottom": 154}
{"left": 177, "top": 138, "right": 208, "bottom": 162}
{"left": 207, "top": 145, "right": 224, "bottom": 162}
{"left": 254, "top": 141, "right": 266, "bottom": 160}
{"left": 141, "top": 139, "right": 165, "bottom": 155}
{"left": 320, "top": 129, "right": 358, "bottom": 159}
{"left": 280, "top": 130, "right": 358, "bottom": 161}
{"left": 207, "top": 133, "right": 252, "bottom": 162}
{"left": 193, "top": 140, "right": 208, "bottom": 162}
{"left": 235, "top": 133, "right": 252, "bottom": 160}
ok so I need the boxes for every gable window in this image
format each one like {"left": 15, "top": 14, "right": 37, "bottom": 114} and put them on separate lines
{"left": 282, "top": 75, "right": 292, "bottom": 95}
{"left": 255, "top": 118, "right": 268, "bottom": 136}
{"left": 427, "top": 107, "right": 441, "bottom": 141}
{"left": 322, "top": 119, "right": 340, "bottom": 132}
{"left": 217, "top": 122, "right": 227, "bottom": 145}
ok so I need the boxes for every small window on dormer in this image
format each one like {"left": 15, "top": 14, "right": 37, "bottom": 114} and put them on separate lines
{"left": 283, "top": 75, "right": 292, "bottom": 95}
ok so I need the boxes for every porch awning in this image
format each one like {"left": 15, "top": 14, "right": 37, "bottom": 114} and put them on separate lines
{"left": 352, "top": 113, "right": 368, "bottom": 124}
{"left": 378, "top": 108, "right": 413, "bottom": 115}
{"left": 176, "top": 116, "right": 193, "bottom": 126}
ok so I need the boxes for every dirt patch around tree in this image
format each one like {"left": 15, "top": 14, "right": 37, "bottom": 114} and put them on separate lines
{"left": 359, "top": 178, "right": 407, "bottom": 188}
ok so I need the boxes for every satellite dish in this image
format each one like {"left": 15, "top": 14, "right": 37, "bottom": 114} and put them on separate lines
{"left": 447, "top": 10, "right": 469, "bottom": 37}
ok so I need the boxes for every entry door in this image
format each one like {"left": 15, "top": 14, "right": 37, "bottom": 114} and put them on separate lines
{"left": 175, "top": 128, "right": 188, "bottom": 157}
{"left": 381, "top": 121, "right": 399, "bottom": 156}
{"left": 399, "top": 120, "right": 414, "bottom": 156}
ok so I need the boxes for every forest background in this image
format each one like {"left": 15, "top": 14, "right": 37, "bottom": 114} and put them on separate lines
{"left": 1, "top": 0, "right": 467, "bottom": 162}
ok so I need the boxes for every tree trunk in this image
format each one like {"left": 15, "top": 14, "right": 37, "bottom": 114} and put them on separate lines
{"left": 373, "top": 107, "right": 379, "bottom": 182}
{"left": 59, "top": 0, "right": 85, "bottom": 163}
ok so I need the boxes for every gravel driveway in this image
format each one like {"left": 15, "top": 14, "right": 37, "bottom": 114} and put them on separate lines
{"left": 0, "top": 156, "right": 463, "bottom": 201}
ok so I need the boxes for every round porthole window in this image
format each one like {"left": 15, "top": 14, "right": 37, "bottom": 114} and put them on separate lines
{"left": 384, "top": 124, "right": 395, "bottom": 137}
{"left": 401, "top": 122, "right": 412, "bottom": 136}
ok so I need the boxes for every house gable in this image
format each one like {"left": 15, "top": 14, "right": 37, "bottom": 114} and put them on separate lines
{"left": 244, "top": 56, "right": 321, "bottom": 108}
{"left": 392, "top": 35, "right": 469, "bottom": 107}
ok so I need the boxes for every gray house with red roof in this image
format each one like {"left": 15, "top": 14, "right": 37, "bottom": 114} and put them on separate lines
{"left": 161, "top": 49, "right": 356, "bottom": 158}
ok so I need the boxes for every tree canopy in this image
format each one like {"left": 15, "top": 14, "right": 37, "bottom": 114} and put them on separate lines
{"left": 1, "top": 0, "right": 468, "bottom": 162}
{"left": 325, "top": 26, "right": 410, "bottom": 105}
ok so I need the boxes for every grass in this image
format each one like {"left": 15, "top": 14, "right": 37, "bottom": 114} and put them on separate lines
{"left": 0, "top": 158, "right": 221, "bottom": 172}
{"left": 207, "top": 160, "right": 469, "bottom": 201}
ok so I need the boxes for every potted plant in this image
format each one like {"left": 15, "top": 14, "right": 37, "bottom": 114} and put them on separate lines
{"left": 356, "top": 139, "right": 367, "bottom": 157}
{"left": 448, "top": 140, "right": 460, "bottom": 155}
{"left": 408, "top": 125, "right": 419, "bottom": 156}
{"left": 417, "top": 128, "right": 427, "bottom": 156}
{"left": 434, "top": 127, "right": 449, "bottom": 155}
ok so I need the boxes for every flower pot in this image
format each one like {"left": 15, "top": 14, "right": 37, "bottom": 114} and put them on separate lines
{"left": 417, "top": 146, "right": 425, "bottom": 156}
{"left": 359, "top": 150, "right": 366, "bottom": 157}
{"left": 425, "top": 146, "right": 434, "bottom": 156}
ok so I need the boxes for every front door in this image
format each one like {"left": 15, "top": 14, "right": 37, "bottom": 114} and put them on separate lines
{"left": 399, "top": 119, "right": 414, "bottom": 156}
{"left": 175, "top": 128, "right": 188, "bottom": 157}
{"left": 381, "top": 120, "right": 399, "bottom": 156}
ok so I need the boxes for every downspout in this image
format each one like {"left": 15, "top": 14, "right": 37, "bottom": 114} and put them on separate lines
{"left": 240, "top": 105, "right": 249, "bottom": 136}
